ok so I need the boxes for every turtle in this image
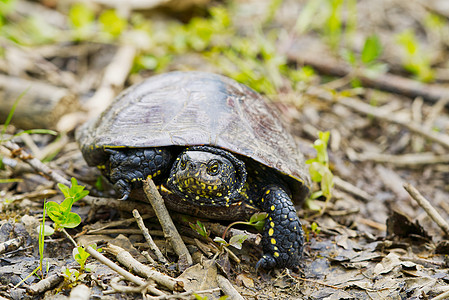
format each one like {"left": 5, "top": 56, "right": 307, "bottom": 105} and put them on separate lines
{"left": 76, "top": 71, "right": 311, "bottom": 270}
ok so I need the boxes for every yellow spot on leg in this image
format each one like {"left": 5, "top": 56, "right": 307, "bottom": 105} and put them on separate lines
{"left": 271, "top": 238, "right": 276, "bottom": 245}
{"left": 268, "top": 228, "right": 274, "bottom": 236}
{"left": 271, "top": 205, "right": 275, "bottom": 211}
{"left": 274, "top": 252, "right": 279, "bottom": 257}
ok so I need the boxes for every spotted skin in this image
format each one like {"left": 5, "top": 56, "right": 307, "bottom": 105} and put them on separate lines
{"left": 102, "top": 145, "right": 304, "bottom": 269}
{"left": 255, "top": 185, "right": 304, "bottom": 269}
{"left": 104, "top": 147, "right": 173, "bottom": 200}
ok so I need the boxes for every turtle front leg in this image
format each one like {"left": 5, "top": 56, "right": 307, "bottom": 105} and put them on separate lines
{"left": 256, "top": 185, "right": 304, "bottom": 270}
{"left": 105, "top": 147, "right": 173, "bottom": 200}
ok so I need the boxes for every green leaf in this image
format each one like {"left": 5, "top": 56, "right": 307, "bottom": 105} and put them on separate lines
{"left": 57, "top": 183, "right": 70, "bottom": 199}
{"left": 45, "top": 201, "right": 64, "bottom": 224}
{"left": 340, "top": 48, "right": 357, "bottom": 66}
{"left": 305, "top": 198, "right": 321, "bottom": 211}
{"left": 99, "top": 10, "right": 127, "bottom": 38}
{"left": 229, "top": 234, "right": 248, "bottom": 250}
{"left": 308, "top": 161, "right": 324, "bottom": 183}
{"left": 73, "top": 246, "right": 90, "bottom": 269}
{"left": 311, "top": 222, "right": 321, "bottom": 234}
{"left": 361, "top": 35, "right": 382, "bottom": 64}
{"left": 189, "top": 220, "right": 208, "bottom": 238}
{"left": 60, "top": 197, "right": 75, "bottom": 214}
{"left": 61, "top": 212, "right": 81, "bottom": 228}
{"left": 321, "top": 169, "right": 334, "bottom": 199}
{"left": 213, "top": 237, "right": 227, "bottom": 245}
{"left": 95, "top": 176, "right": 104, "bottom": 191}
{"left": 249, "top": 212, "right": 267, "bottom": 232}
{"left": 69, "top": 3, "right": 95, "bottom": 30}
{"left": 249, "top": 212, "right": 268, "bottom": 224}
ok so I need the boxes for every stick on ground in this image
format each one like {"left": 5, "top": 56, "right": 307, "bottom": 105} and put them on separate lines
{"left": 143, "top": 178, "right": 193, "bottom": 266}
{"left": 404, "top": 183, "right": 449, "bottom": 236}
{"left": 106, "top": 243, "right": 184, "bottom": 292}
{"left": 133, "top": 209, "right": 168, "bottom": 264}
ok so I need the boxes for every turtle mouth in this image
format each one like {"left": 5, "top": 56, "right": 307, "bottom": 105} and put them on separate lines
{"left": 169, "top": 175, "right": 228, "bottom": 199}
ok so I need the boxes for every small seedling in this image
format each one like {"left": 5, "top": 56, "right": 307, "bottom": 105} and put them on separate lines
{"left": 45, "top": 177, "right": 88, "bottom": 230}
{"left": 396, "top": 30, "right": 434, "bottom": 82}
{"left": 214, "top": 234, "right": 248, "bottom": 250}
{"left": 73, "top": 244, "right": 101, "bottom": 272}
{"left": 190, "top": 212, "right": 266, "bottom": 252}
{"left": 215, "top": 212, "right": 267, "bottom": 250}
{"left": 306, "top": 131, "right": 334, "bottom": 212}
{"left": 311, "top": 221, "right": 321, "bottom": 234}
{"left": 189, "top": 220, "right": 210, "bottom": 239}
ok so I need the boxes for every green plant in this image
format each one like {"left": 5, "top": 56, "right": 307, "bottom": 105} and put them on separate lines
{"left": 190, "top": 212, "right": 267, "bottom": 251}
{"left": 45, "top": 178, "right": 88, "bottom": 230}
{"left": 306, "top": 131, "right": 334, "bottom": 212}
{"left": 73, "top": 244, "right": 101, "bottom": 272}
{"left": 396, "top": 30, "right": 434, "bottom": 82}
{"left": 310, "top": 221, "right": 321, "bottom": 234}
{"left": 340, "top": 34, "right": 387, "bottom": 87}
{"left": 16, "top": 178, "right": 91, "bottom": 288}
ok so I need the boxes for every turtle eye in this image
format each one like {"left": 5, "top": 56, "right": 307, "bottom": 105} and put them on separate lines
{"left": 179, "top": 156, "right": 187, "bottom": 170}
{"left": 207, "top": 160, "right": 221, "bottom": 175}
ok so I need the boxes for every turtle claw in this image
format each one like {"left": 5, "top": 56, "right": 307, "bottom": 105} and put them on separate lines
{"left": 114, "top": 179, "right": 130, "bottom": 201}
{"left": 255, "top": 255, "right": 276, "bottom": 271}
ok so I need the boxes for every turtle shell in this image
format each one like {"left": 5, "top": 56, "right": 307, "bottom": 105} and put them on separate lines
{"left": 76, "top": 71, "right": 311, "bottom": 202}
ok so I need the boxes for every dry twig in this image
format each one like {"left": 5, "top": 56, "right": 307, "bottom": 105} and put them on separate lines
{"left": 143, "top": 178, "right": 193, "bottom": 266}
{"left": 217, "top": 275, "right": 244, "bottom": 300}
{"left": 84, "top": 245, "right": 147, "bottom": 287}
{"left": 403, "top": 183, "right": 449, "bottom": 236}
{"left": 28, "top": 274, "right": 64, "bottom": 295}
{"left": 105, "top": 244, "right": 184, "bottom": 292}
{"left": 355, "top": 152, "right": 449, "bottom": 166}
{"left": 133, "top": 209, "right": 168, "bottom": 264}
{"left": 333, "top": 176, "right": 375, "bottom": 202}
{"left": 0, "top": 236, "right": 24, "bottom": 255}
{"left": 85, "top": 45, "right": 136, "bottom": 119}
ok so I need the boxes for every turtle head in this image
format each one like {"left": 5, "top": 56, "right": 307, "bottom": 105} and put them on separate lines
{"left": 167, "top": 146, "right": 247, "bottom": 205}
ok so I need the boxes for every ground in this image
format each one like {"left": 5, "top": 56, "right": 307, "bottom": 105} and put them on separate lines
{"left": 0, "top": 0, "right": 449, "bottom": 299}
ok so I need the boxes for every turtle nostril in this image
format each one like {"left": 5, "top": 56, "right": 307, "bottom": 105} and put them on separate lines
{"left": 187, "top": 162, "right": 196, "bottom": 171}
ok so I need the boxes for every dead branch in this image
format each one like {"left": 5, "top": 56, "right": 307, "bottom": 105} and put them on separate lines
{"left": 28, "top": 274, "right": 64, "bottom": 295}
{"left": 355, "top": 152, "right": 449, "bottom": 166}
{"left": 333, "top": 176, "right": 375, "bottom": 202}
{"left": 84, "top": 45, "right": 136, "bottom": 119}
{"left": 133, "top": 209, "right": 169, "bottom": 264}
{"left": 306, "top": 87, "right": 449, "bottom": 149}
{"left": 105, "top": 243, "right": 184, "bottom": 292}
{"left": 289, "top": 51, "right": 449, "bottom": 105}
{"left": 0, "top": 74, "right": 77, "bottom": 129}
{"left": 0, "top": 236, "right": 24, "bottom": 255}
{"left": 403, "top": 183, "right": 449, "bottom": 236}
{"left": 143, "top": 178, "right": 193, "bottom": 266}
{"left": 107, "top": 277, "right": 162, "bottom": 296}
{"left": 217, "top": 275, "right": 244, "bottom": 300}
{"left": 84, "top": 245, "right": 147, "bottom": 287}
{"left": 3, "top": 141, "right": 71, "bottom": 185}
{"left": 432, "top": 289, "right": 449, "bottom": 300}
